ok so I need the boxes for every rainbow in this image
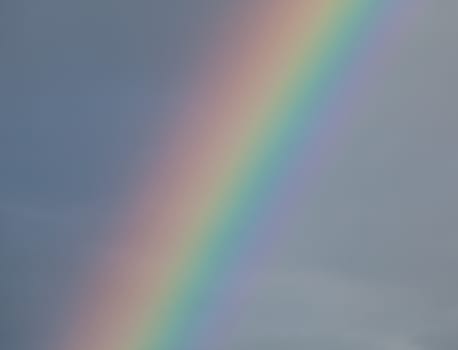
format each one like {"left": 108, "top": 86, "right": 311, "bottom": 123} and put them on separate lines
{"left": 60, "top": 1, "right": 411, "bottom": 349}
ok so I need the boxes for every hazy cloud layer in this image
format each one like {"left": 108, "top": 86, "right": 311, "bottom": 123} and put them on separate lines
{"left": 218, "top": 2, "right": 458, "bottom": 349}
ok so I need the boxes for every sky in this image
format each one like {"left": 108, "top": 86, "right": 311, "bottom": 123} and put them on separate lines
{"left": 1, "top": 1, "right": 457, "bottom": 350}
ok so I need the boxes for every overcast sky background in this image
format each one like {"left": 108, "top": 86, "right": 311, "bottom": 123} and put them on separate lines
{"left": 1, "top": 1, "right": 457, "bottom": 350}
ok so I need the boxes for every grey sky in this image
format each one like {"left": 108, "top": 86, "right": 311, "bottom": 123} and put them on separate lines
{"left": 1, "top": 1, "right": 457, "bottom": 350}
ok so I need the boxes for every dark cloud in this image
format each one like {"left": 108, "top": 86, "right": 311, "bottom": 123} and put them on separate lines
{"left": 0, "top": 0, "right": 238, "bottom": 206}
{"left": 0, "top": 1, "right": 239, "bottom": 349}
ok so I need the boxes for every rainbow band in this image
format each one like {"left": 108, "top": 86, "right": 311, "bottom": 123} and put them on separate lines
{"left": 62, "top": 1, "right": 402, "bottom": 350}
{"left": 148, "top": 2, "right": 396, "bottom": 350}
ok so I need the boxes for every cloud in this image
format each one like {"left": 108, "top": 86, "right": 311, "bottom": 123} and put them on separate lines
{"left": 220, "top": 267, "right": 430, "bottom": 349}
